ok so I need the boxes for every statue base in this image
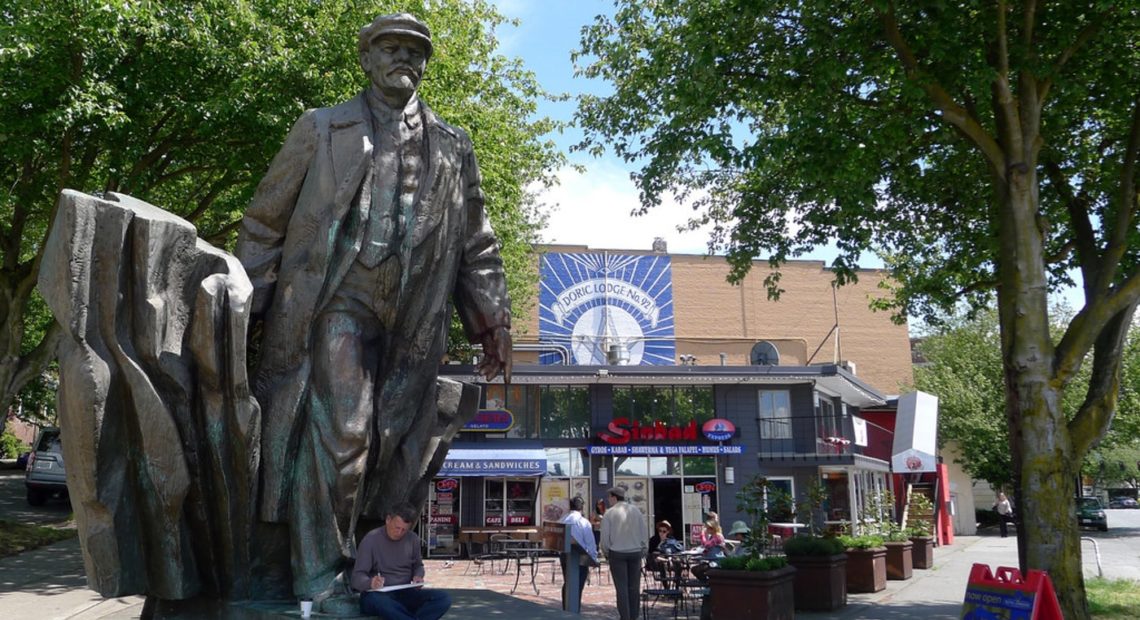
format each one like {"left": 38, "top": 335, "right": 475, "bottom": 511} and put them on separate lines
{"left": 152, "top": 595, "right": 367, "bottom": 618}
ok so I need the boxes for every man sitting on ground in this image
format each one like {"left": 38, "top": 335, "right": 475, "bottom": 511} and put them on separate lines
{"left": 352, "top": 502, "right": 451, "bottom": 619}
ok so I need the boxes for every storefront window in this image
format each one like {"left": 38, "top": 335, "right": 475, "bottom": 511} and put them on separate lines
{"left": 483, "top": 478, "right": 537, "bottom": 527}
{"left": 648, "top": 456, "right": 682, "bottom": 476}
{"left": 614, "top": 455, "right": 650, "bottom": 476}
{"left": 426, "top": 478, "right": 461, "bottom": 557}
{"left": 675, "top": 386, "right": 714, "bottom": 425}
{"left": 545, "top": 448, "right": 588, "bottom": 477}
{"left": 612, "top": 385, "right": 714, "bottom": 425}
{"left": 683, "top": 456, "right": 716, "bottom": 476}
{"left": 539, "top": 386, "right": 590, "bottom": 438}
{"left": 481, "top": 384, "right": 538, "bottom": 438}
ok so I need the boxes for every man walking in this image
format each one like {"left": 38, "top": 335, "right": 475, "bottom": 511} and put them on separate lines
{"left": 601, "top": 487, "right": 648, "bottom": 620}
{"left": 561, "top": 496, "right": 599, "bottom": 611}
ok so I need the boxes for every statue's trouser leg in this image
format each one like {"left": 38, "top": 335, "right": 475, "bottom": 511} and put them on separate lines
{"left": 289, "top": 289, "right": 384, "bottom": 597}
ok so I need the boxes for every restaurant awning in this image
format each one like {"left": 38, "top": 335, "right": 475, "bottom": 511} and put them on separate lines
{"left": 891, "top": 391, "right": 939, "bottom": 473}
{"left": 438, "top": 443, "right": 547, "bottom": 477}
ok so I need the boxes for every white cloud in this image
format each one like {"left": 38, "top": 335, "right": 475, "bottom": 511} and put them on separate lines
{"left": 535, "top": 160, "right": 715, "bottom": 254}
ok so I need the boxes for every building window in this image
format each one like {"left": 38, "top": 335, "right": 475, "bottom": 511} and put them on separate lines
{"left": 817, "top": 394, "right": 841, "bottom": 439}
{"left": 484, "top": 478, "right": 537, "bottom": 527}
{"left": 539, "top": 386, "right": 590, "bottom": 438}
{"left": 612, "top": 385, "right": 714, "bottom": 425}
{"left": 758, "top": 390, "right": 792, "bottom": 439}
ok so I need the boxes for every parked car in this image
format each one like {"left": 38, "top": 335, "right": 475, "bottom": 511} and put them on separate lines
{"left": 1077, "top": 496, "right": 1108, "bottom": 531}
{"left": 25, "top": 427, "right": 67, "bottom": 506}
{"left": 1108, "top": 497, "right": 1139, "bottom": 509}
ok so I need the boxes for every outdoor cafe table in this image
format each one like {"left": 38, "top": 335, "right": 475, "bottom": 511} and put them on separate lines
{"left": 500, "top": 542, "right": 559, "bottom": 595}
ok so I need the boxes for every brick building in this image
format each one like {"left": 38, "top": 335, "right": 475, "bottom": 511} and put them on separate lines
{"left": 427, "top": 245, "right": 949, "bottom": 557}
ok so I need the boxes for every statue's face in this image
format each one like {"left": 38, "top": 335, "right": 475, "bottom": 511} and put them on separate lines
{"left": 362, "top": 34, "right": 427, "bottom": 102}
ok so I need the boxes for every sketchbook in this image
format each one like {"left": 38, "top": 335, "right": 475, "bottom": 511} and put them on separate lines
{"left": 370, "top": 582, "right": 427, "bottom": 593}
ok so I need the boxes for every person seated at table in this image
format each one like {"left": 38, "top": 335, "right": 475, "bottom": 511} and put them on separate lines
{"left": 648, "top": 520, "right": 677, "bottom": 556}
{"left": 646, "top": 520, "right": 684, "bottom": 583}
{"left": 696, "top": 518, "right": 726, "bottom": 559}
{"left": 725, "top": 520, "right": 751, "bottom": 557}
{"left": 352, "top": 502, "right": 451, "bottom": 620}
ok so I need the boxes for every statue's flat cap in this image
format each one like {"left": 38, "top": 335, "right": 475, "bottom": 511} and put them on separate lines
{"left": 359, "top": 13, "right": 433, "bottom": 58}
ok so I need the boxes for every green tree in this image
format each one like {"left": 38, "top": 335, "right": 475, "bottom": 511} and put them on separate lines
{"left": 1, "top": 0, "right": 562, "bottom": 430}
{"left": 915, "top": 309, "right": 1140, "bottom": 490}
{"left": 575, "top": 2, "right": 1140, "bottom": 617}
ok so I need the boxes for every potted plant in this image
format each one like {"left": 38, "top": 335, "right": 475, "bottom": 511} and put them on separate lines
{"left": 838, "top": 534, "right": 887, "bottom": 593}
{"left": 706, "top": 476, "right": 796, "bottom": 620}
{"left": 882, "top": 524, "right": 914, "bottom": 580}
{"left": 906, "top": 492, "right": 936, "bottom": 569}
{"left": 781, "top": 479, "right": 847, "bottom": 611}
{"left": 783, "top": 535, "right": 847, "bottom": 611}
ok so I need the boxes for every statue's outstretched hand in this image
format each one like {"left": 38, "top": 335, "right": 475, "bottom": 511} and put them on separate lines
{"left": 477, "top": 326, "right": 512, "bottom": 383}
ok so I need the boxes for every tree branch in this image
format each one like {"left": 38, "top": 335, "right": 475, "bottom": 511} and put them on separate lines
{"left": 1055, "top": 271, "right": 1140, "bottom": 387}
{"left": 879, "top": 5, "right": 1007, "bottom": 178}
{"left": 1067, "top": 304, "right": 1136, "bottom": 456}
{"left": 1094, "top": 93, "right": 1140, "bottom": 294}
{"left": 1038, "top": 11, "right": 1108, "bottom": 103}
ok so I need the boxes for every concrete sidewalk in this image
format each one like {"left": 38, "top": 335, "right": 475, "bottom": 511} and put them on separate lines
{"left": 0, "top": 532, "right": 1112, "bottom": 619}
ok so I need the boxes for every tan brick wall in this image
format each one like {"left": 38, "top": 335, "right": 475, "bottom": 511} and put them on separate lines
{"left": 520, "top": 247, "right": 914, "bottom": 395}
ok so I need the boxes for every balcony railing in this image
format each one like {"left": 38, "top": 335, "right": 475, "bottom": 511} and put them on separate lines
{"left": 756, "top": 415, "right": 893, "bottom": 462}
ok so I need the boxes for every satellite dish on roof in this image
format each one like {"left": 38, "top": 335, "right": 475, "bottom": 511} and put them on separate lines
{"left": 750, "top": 341, "right": 780, "bottom": 365}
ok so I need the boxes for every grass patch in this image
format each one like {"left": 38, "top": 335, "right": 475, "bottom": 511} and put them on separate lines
{"left": 0, "top": 519, "right": 76, "bottom": 558}
{"left": 1088, "top": 577, "right": 1140, "bottom": 619}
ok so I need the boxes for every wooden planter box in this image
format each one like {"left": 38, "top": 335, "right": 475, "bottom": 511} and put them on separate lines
{"left": 707, "top": 565, "right": 796, "bottom": 620}
{"left": 786, "top": 553, "right": 847, "bottom": 611}
{"left": 885, "top": 541, "right": 913, "bottom": 580}
{"left": 910, "top": 536, "right": 935, "bottom": 569}
{"left": 844, "top": 547, "right": 887, "bottom": 593}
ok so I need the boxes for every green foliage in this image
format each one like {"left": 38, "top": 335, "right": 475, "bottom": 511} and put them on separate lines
{"left": 716, "top": 554, "right": 788, "bottom": 572}
{"left": 0, "top": 0, "right": 563, "bottom": 414}
{"left": 906, "top": 493, "right": 935, "bottom": 538}
{"left": 838, "top": 534, "right": 884, "bottom": 550}
{"left": 0, "top": 520, "right": 76, "bottom": 558}
{"left": 0, "top": 431, "right": 30, "bottom": 458}
{"left": 1086, "top": 578, "right": 1140, "bottom": 619}
{"left": 915, "top": 309, "right": 1140, "bottom": 489}
{"left": 795, "top": 479, "right": 829, "bottom": 536}
{"left": 783, "top": 535, "right": 845, "bottom": 557}
{"left": 734, "top": 475, "right": 778, "bottom": 558}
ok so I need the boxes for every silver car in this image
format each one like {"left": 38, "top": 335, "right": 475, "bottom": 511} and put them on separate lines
{"left": 25, "top": 427, "right": 67, "bottom": 506}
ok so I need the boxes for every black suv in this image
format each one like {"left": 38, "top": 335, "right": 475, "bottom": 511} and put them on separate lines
{"left": 25, "top": 427, "right": 67, "bottom": 506}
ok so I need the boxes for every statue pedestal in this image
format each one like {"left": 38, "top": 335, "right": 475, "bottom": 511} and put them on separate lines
{"left": 153, "top": 596, "right": 367, "bottom": 619}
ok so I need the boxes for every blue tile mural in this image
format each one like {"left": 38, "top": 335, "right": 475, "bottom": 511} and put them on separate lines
{"left": 539, "top": 253, "right": 675, "bottom": 365}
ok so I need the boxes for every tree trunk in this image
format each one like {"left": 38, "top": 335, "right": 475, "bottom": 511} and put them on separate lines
{"left": 997, "top": 167, "right": 1089, "bottom": 620}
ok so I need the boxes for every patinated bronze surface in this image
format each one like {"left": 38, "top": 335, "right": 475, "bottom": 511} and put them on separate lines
{"left": 37, "top": 12, "right": 511, "bottom": 616}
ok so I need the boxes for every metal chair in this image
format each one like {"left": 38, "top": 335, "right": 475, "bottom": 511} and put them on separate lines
{"left": 640, "top": 562, "right": 684, "bottom": 619}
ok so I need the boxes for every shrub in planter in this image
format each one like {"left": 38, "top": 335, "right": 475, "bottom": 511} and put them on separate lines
{"left": 883, "top": 529, "right": 914, "bottom": 580}
{"left": 784, "top": 536, "right": 847, "bottom": 611}
{"left": 907, "top": 493, "right": 936, "bottom": 569}
{"left": 705, "top": 475, "right": 797, "bottom": 620}
{"left": 707, "top": 557, "right": 795, "bottom": 620}
{"left": 838, "top": 535, "right": 886, "bottom": 593}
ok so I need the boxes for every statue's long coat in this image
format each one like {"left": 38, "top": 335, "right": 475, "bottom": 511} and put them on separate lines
{"left": 236, "top": 92, "right": 509, "bottom": 523}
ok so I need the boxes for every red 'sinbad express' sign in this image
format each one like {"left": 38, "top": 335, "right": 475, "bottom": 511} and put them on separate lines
{"left": 598, "top": 418, "right": 698, "bottom": 444}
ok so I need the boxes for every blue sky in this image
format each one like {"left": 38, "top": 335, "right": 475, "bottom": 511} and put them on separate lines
{"left": 488, "top": 0, "right": 726, "bottom": 255}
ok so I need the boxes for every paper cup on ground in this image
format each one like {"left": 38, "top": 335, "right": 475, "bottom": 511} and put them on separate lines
{"left": 300, "top": 600, "right": 313, "bottom": 618}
